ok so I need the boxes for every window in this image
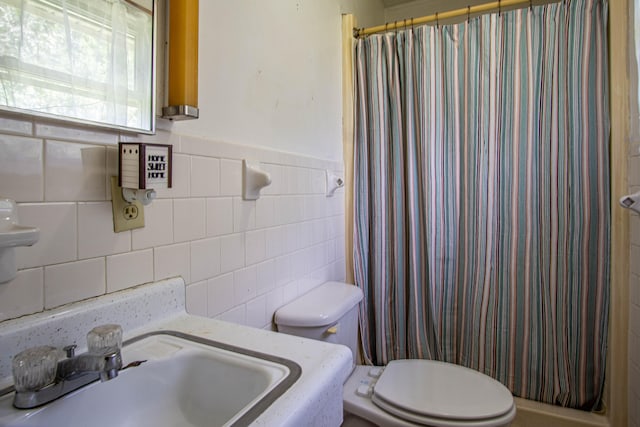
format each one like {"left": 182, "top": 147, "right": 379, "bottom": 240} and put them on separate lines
{"left": 0, "top": 0, "right": 155, "bottom": 133}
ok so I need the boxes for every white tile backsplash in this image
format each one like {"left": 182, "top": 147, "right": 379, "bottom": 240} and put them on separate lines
{"left": 206, "top": 197, "right": 233, "bottom": 237}
{"left": 131, "top": 199, "right": 174, "bottom": 250}
{"left": 191, "top": 156, "right": 220, "bottom": 197}
{"left": 0, "top": 118, "right": 345, "bottom": 330}
{"left": 0, "top": 135, "right": 43, "bottom": 202}
{"left": 283, "top": 280, "right": 300, "bottom": 304}
{"left": 106, "top": 249, "right": 153, "bottom": 293}
{"left": 234, "top": 265, "right": 258, "bottom": 304}
{"left": 154, "top": 243, "right": 190, "bottom": 283}
{"left": 275, "top": 255, "right": 292, "bottom": 287}
{"left": 185, "top": 280, "right": 208, "bottom": 316}
{"left": 233, "top": 197, "right": 256, "bottom": 232}
{"left": 256, "top": 259, "right": 276, "bottom": 294}
{"left": 0, "top": 116, "right": 33, "bottom": 135}
{"left": 245, "top": 229, "right": 266, "bottom": 266}
{"left": 265, "top": 226, "right": 285, "bottom": 258}
{"left": 44, "top": 258, "right": 105, "bottom": 309}
{"left": 35, "top": 123, "right": 118, "bottom": 145}
{"left": 220, "top": 159, "right": 242, "bottom": 196}
{"left": 246, "top": 295, "right": 268, "bottom": 329}
{"left": 265, "top": 287, "right": 285, "bottom": 326}
{"left": 207, "top": 273, "right": 235, "bottom": 317}
{"left": 44, "top": 140, "right": 106, "bottom": 201}
{"left": 216, "top": 304, "right": 246, "bottom": 325}
{"left": 190, "top": 237, "right": 221, "bottom": 283}
{"left": 173, "top": 198, "right": 206, "bottom": 242}
{"left": 255, "top": 196, "right": 276, "bottom": 229}
{"left": 220, "top": 233, "right": 245, "bottom": 273}
{"left": 0, "top": 268, "right": 43, "bottom": 322}
{"left": 78, "top": 202, "right": 131, "bottom": 258}
{"left": 16, "top": 203, "right": 77, "bottom": 268}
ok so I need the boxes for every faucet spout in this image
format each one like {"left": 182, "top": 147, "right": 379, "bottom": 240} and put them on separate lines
{"left": 56, "top": 347, "right": 122, "bottom": 382}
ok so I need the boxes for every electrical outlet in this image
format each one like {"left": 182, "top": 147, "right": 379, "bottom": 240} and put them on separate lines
{"left": 110, "top": 176, "right": 145, "bottom": 232}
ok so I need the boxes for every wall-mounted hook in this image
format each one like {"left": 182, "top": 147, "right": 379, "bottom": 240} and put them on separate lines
{"left": 620, "top": 191, "right": 640, "bottom": 214}
{"left": 243, "top": 160, "right": 272, "bottom": 200}
{"left": 326, "top": 170, "right": 345, "bottom": 197}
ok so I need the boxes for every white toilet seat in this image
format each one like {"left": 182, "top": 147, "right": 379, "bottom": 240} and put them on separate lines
{"left": 343, "top": 362, "right": 516, "bottom": 427}
{"left": 372, "top": 359, "right": 514, "bottom": 425}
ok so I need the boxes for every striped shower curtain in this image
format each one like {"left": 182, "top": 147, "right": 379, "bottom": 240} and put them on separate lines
{"left": 353, "top": 0, "right": 609, "bottom": 410}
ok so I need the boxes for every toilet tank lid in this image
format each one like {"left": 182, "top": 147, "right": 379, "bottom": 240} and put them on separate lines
{"left": 275, "top": 281, "right": 364, "bottom": 327}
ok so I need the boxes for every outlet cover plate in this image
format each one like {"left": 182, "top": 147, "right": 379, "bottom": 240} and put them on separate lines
{"left": 110, "top": 176, "right": 145, "bottom": 232}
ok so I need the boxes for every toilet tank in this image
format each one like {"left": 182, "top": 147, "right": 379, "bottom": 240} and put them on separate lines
{"left": 275, "top": 281, "right": 363, "bottom": 367}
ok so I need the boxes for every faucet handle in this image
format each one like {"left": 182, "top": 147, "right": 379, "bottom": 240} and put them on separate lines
{"left": 12, "top": 346, "right": 63, "bottom": 392}
{"left": 87, "top": 324, "right": 122, "bottom": 353}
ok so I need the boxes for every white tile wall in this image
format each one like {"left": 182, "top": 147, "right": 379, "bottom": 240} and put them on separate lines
{"left": 106, "top": 249, "right": 154, "bottom": 293}
{"left": 190, "top": 237, "right": 221, "bottom": 283}
{"left": 16, "top": 203, "right": 77, "bottom": 268}
{"left": 131, "top": 199, "right": 174, "bottom": 250}
{"left": 0, "top": 135, "right": 43, "bottom": 202}
{"left": 78, "top": 202, "right": 131, "bottom": 258}
{"left": 44, "top": 141, "right": 106, "bottom": 201}
{"left": 206, "top": 197, "right": 233, "bottom": 236}
{"left": 154, "top": 243, "right": 190, "bottom": 283}
{"left": 44, "top": 258, "right": 105, "bottom": 308}
{"left": 0, "top": 115, "right": 345, "bottom": 331}
{"left": 207, "top": 273, "right": 235, "bottom": 317}
{"left": 173, "top": 198, "right": 206, "bottom": 242}
{"left": 0, "top": 268, "right": 43, "bottom": 322}
{"left": 185, "top": 280, "right": 208, "bottom": 316}
{"left": 190, "top": 156, "right": 220, "bottom": 197}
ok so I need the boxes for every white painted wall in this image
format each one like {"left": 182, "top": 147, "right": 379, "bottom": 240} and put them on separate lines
{"left": 169, "top": 0, "right": 384, "bottom": 162}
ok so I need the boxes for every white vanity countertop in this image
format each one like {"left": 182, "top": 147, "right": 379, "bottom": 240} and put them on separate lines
{"left": 0, "top": 278, "right": 353, "bottom": 427}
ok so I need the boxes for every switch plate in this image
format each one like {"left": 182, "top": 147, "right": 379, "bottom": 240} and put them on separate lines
{"left": 110, "top": 176, "right": 145, "bottom": 232}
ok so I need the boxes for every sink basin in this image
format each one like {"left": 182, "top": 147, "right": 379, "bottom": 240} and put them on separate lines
{"left": 0, "top": 331, "right": 301, "bottom": 427}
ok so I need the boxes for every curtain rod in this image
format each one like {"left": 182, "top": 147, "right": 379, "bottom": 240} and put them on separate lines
{"left": 354, "top": 0, "right": 533, "bottom": 37}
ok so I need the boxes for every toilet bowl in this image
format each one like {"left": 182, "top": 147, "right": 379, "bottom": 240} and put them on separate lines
{"left": 274, "top": 282, "right": 516, "bottom": 427}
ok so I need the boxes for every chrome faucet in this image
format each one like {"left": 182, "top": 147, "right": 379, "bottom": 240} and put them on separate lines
{"left": 12, "top": 344, "right": 123, "bottom": 409}
{"left": 10, "top": 325, "right": 124, "bottom": 409}
{"left": 56, "top": 344, "right": 122, "bottom": 382}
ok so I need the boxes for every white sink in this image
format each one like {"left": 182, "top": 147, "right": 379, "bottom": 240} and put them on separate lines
{"left": 0, "top": 331, "right": 301, "bottom": 427}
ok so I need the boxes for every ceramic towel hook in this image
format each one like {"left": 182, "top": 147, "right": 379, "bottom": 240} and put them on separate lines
{"left": 326, "top": 170, "right": 345, "bottom": 197}
{"left": 620, "top": 191, "right": 640, "bottom": 214}
{"left": 243, "top": 160, "right": 272, "bottom": 200}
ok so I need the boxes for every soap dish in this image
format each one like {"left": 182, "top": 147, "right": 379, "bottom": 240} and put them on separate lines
{"left": 0, "top": 198, "right": 39, "bottom": 283}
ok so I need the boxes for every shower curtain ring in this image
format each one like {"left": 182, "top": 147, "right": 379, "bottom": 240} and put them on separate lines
{"left": 529, "top": 0, "right": 533, "bottom": 11}
{"left": 467, "top": 5, "right": 471, "bottom": 23}
{"left": 435, "top": 12, "right": 439, "bottom": 29}
{"left": 498, "top": 0, "right": 502, "bottom": 16}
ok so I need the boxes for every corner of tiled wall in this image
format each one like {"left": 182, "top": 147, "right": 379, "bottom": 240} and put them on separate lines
{"left": 0, "top": 116, "right": 346, "bottom": 331}
{"left": 629, "top": 141, "right": 640, "bottom": 427}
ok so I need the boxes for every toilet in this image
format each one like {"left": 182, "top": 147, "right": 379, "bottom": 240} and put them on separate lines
{"left": 274, "top": 281, "right": 516, "bottom": 427}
